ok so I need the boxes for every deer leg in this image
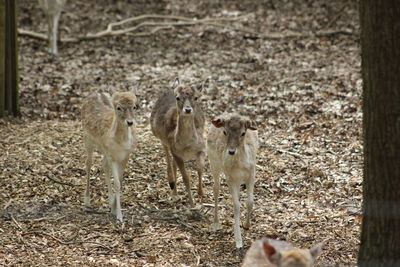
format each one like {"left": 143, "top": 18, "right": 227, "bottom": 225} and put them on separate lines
{"left": 110, "top": 161, "right": 123, "bottom": 222}
{"left": 83, "top": 138, "right": 94, "bottom": 207}
{"left": 52, "top": 11, "right": 61, "bottom": 54}
{"left": 229, "top": 182, "right": 243, "bottom": 248}
{"left": 102, "top": 157, "right": 113, "bottom": 210}
{"left": 173, "top": 154, "right": 194, "bottom": 206}
{"left": 163, "top": 145, "right": 177, "bottom": 195}
{"left": 244, "top": 170, "right": 255, "bottom": 230}
{"left": 210, "top": 164, "right": 221, "bottom": 231}
{"left": 172, "top": 157, "right": 177, "bottom": 193}
{"left": 46, "top": 10, "right": 60, "bottom": 55}
{"left": 196, "top": 151, "right": 205, "bottom": 198}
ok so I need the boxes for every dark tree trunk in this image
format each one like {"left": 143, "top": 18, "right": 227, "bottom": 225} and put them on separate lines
{"left": 359, "top": 1, "right": 400, "bottom": 266}
{"left": 0, "top": 0, "right": 18, "bottom": 117}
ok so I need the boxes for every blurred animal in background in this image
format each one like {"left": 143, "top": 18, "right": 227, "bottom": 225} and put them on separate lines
{"left": 38, "top": 0, "right": 67, "bottom": 54}
{"left": 242, "top": 238, "right": 323, "bottom": 267}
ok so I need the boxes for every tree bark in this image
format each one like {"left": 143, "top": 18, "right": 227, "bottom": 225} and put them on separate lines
{"left": 0, "top": 1, "right": 5, "bottom": 117}
{"left": 358, "top": 1, "right": 400, "bottom": 266}
{"left": 0, "top": 0, "right": 18, "bottom": 117}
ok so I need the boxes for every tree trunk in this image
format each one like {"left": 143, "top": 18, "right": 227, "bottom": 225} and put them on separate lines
{"left": 0, "top": 0, "right": 18, "bottom": 117}
{"left": 358, "top": 1, "right": 400, "bottom": 266}
{"left": 0, "top": 1, "right": 5, "bottom": 116}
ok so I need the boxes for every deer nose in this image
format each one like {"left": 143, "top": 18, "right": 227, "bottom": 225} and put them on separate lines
{"left": 126, "top": 120, "right": 133, "bottom": 126}
{"left": 184, "top": 108, "right": 192, "bottom": 114}
{"left": 228, "top": 149, "right": 236, "bottom": 155}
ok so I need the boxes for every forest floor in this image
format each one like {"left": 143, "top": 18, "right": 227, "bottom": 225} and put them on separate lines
{"left": 1, "top": 0, "right": 362, "bottom": 266}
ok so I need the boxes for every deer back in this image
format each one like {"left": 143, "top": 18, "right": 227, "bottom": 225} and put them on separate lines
{"left": 81, "top": 92, "right": 114, "bottom": 138}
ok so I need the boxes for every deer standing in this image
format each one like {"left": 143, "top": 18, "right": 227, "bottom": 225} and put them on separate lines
{"left": 38, "top": 0, "right": 67, "bottom": 54}
{"left": 81, "top": 88, "right": 138, "bottom": 222}
{"left": 207, "top": 113, "right": 258, "bottom": 248}
{"left": 150, "top": 78, "right": 206, "bottom": 206}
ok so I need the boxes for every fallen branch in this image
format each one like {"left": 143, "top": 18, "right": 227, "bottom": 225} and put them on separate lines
{"left": 98, "top": 13, "right": 250, "bottom": 33}
{"left": 18, "top": 28, "right": 77, "bottom": 42}
{"left": 18, "top": 14, "right": 251, "bottom": 42}
{"left": 18, "top": 13, "right": 356, "bottom": 43}
{"left": 126, "top": 26, "right": 173, "bottom": 37}
{"left": 247, "top": 29, "right": 355, "bottom": 40}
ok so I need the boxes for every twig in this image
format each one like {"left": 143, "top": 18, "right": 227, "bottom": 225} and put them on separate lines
{"left": 18, "top": 14, "right": 250, "bottom": 42}
{"left": 292, "top": 219, "right": 320, "bottom": 224}
{"left": 255, "top": 29, "right": 354, "bottom": 40}
{"left": 203, "top": 203, "right": 226, "bottom": 207}
{"left": 44, "top": 173, "right": 81, "bottom": 187}
{"left": 18, "top": 28, "right": 78, "bottom": 42}
{"left": 31, "top": 215, "right": 67, "bottom": 222}
{"left": 11, "top": 214, "right": 24, "bottom": 231}
{"left": 321, "top": 1, "right": 349, "bottom": 30}
{"left": 277, "top": 149, "right": 307, "bottom": 158}
{"left": 24, "top": 231, "right": 112, "bottom": 251}
{"left": 101, "top": 13, "right": 250, "bottom": 31}
{"left": 126, "top": 26, "right": 173, "bottom": 37}
{"left": 84, "top": 19, "right": 257, "bottom": 39}
{"left": 3, "top": 199, "right": 12, "bottom": 210}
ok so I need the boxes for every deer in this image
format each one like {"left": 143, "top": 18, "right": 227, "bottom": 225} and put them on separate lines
{"left": 150, "top": 78, "right": 206, "bottom": 207}
{"left": 81, "top": 87, "right": 138, "bottom": 222}
{"left": 38, "top": 0, "right": 67, "bottom": 54}
{"left": 207, "top": 113, "right": 258, "bottom": 248}
{"left": 242, "top": 238, "right": 323, "bottom": 267}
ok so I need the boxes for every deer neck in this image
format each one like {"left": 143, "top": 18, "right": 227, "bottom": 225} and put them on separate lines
{"left": 175, "top": 114, "right": 198, "bottom": 144}
{"left": 111, "top": 117, "right": 131, "bottom": 144}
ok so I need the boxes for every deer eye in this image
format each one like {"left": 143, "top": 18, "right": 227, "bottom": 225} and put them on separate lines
{"left": 194, "top": 96, "right": 198, "bottom": 101}
{"left": 241, "top": 132, "right": 246, "bottom": 136}
{"left": 117, "top": 106, "right": 122, "bottom": 111}
{"left": 133, "top": 105, "right": 138, "bottom": 110}
{"left": 176, "top": 96, "right": 180, "bottom": 101}
{"left": 223, "top": 131, "right": 227, "bottom": 136}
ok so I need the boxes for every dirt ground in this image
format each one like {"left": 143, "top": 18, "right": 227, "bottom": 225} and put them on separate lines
{"left": 0, "top": 0, "right": 362, "bottom": 266}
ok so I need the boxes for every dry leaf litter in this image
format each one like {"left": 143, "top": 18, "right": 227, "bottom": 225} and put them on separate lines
{"left": 1, "top": 0, "right": 361, "bottom": 266}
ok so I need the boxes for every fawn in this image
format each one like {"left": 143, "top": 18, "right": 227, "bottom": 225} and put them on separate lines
{"left": 242, "top": 238, "right": 323, "bottom": 267}
{"left": 81, "top": 87, "right": 138, "bottom": 221}
{"left": 150, "top": 78, "right": 206, "bottom": 206}
{"left": 207, "top": 113, "right": 258, "bottom": 248}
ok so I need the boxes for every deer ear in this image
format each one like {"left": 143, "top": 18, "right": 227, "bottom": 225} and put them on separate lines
{"left": 131, "top": 83, "right": 139, "bottom": 95}
{"left": 211, "top": 118, "right": 225, "bottom": 128}
{"left": 309, "top": 243, "right": 323, "bottom": 260}
{"left": 246, "top": 119, "right": 257, "bottom": 131}
{"left": 263, "top": 241, "right": 280, "bottom": 264}
{"left": 107, "top": 85, "right": 117, "bottom": 96}
{"left": 197, "top": 78, "right": 208, "bottom": 92}
{"left": 172, "top": 78, "right": 180, "bottom": 89}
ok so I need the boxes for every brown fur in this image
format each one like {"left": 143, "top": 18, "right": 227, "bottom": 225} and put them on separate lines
{"left": 150, "top": 79, "right": 205, "bottom": 206}
{"left": 242, "top": 238, "right": 323, "bottom": 267}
